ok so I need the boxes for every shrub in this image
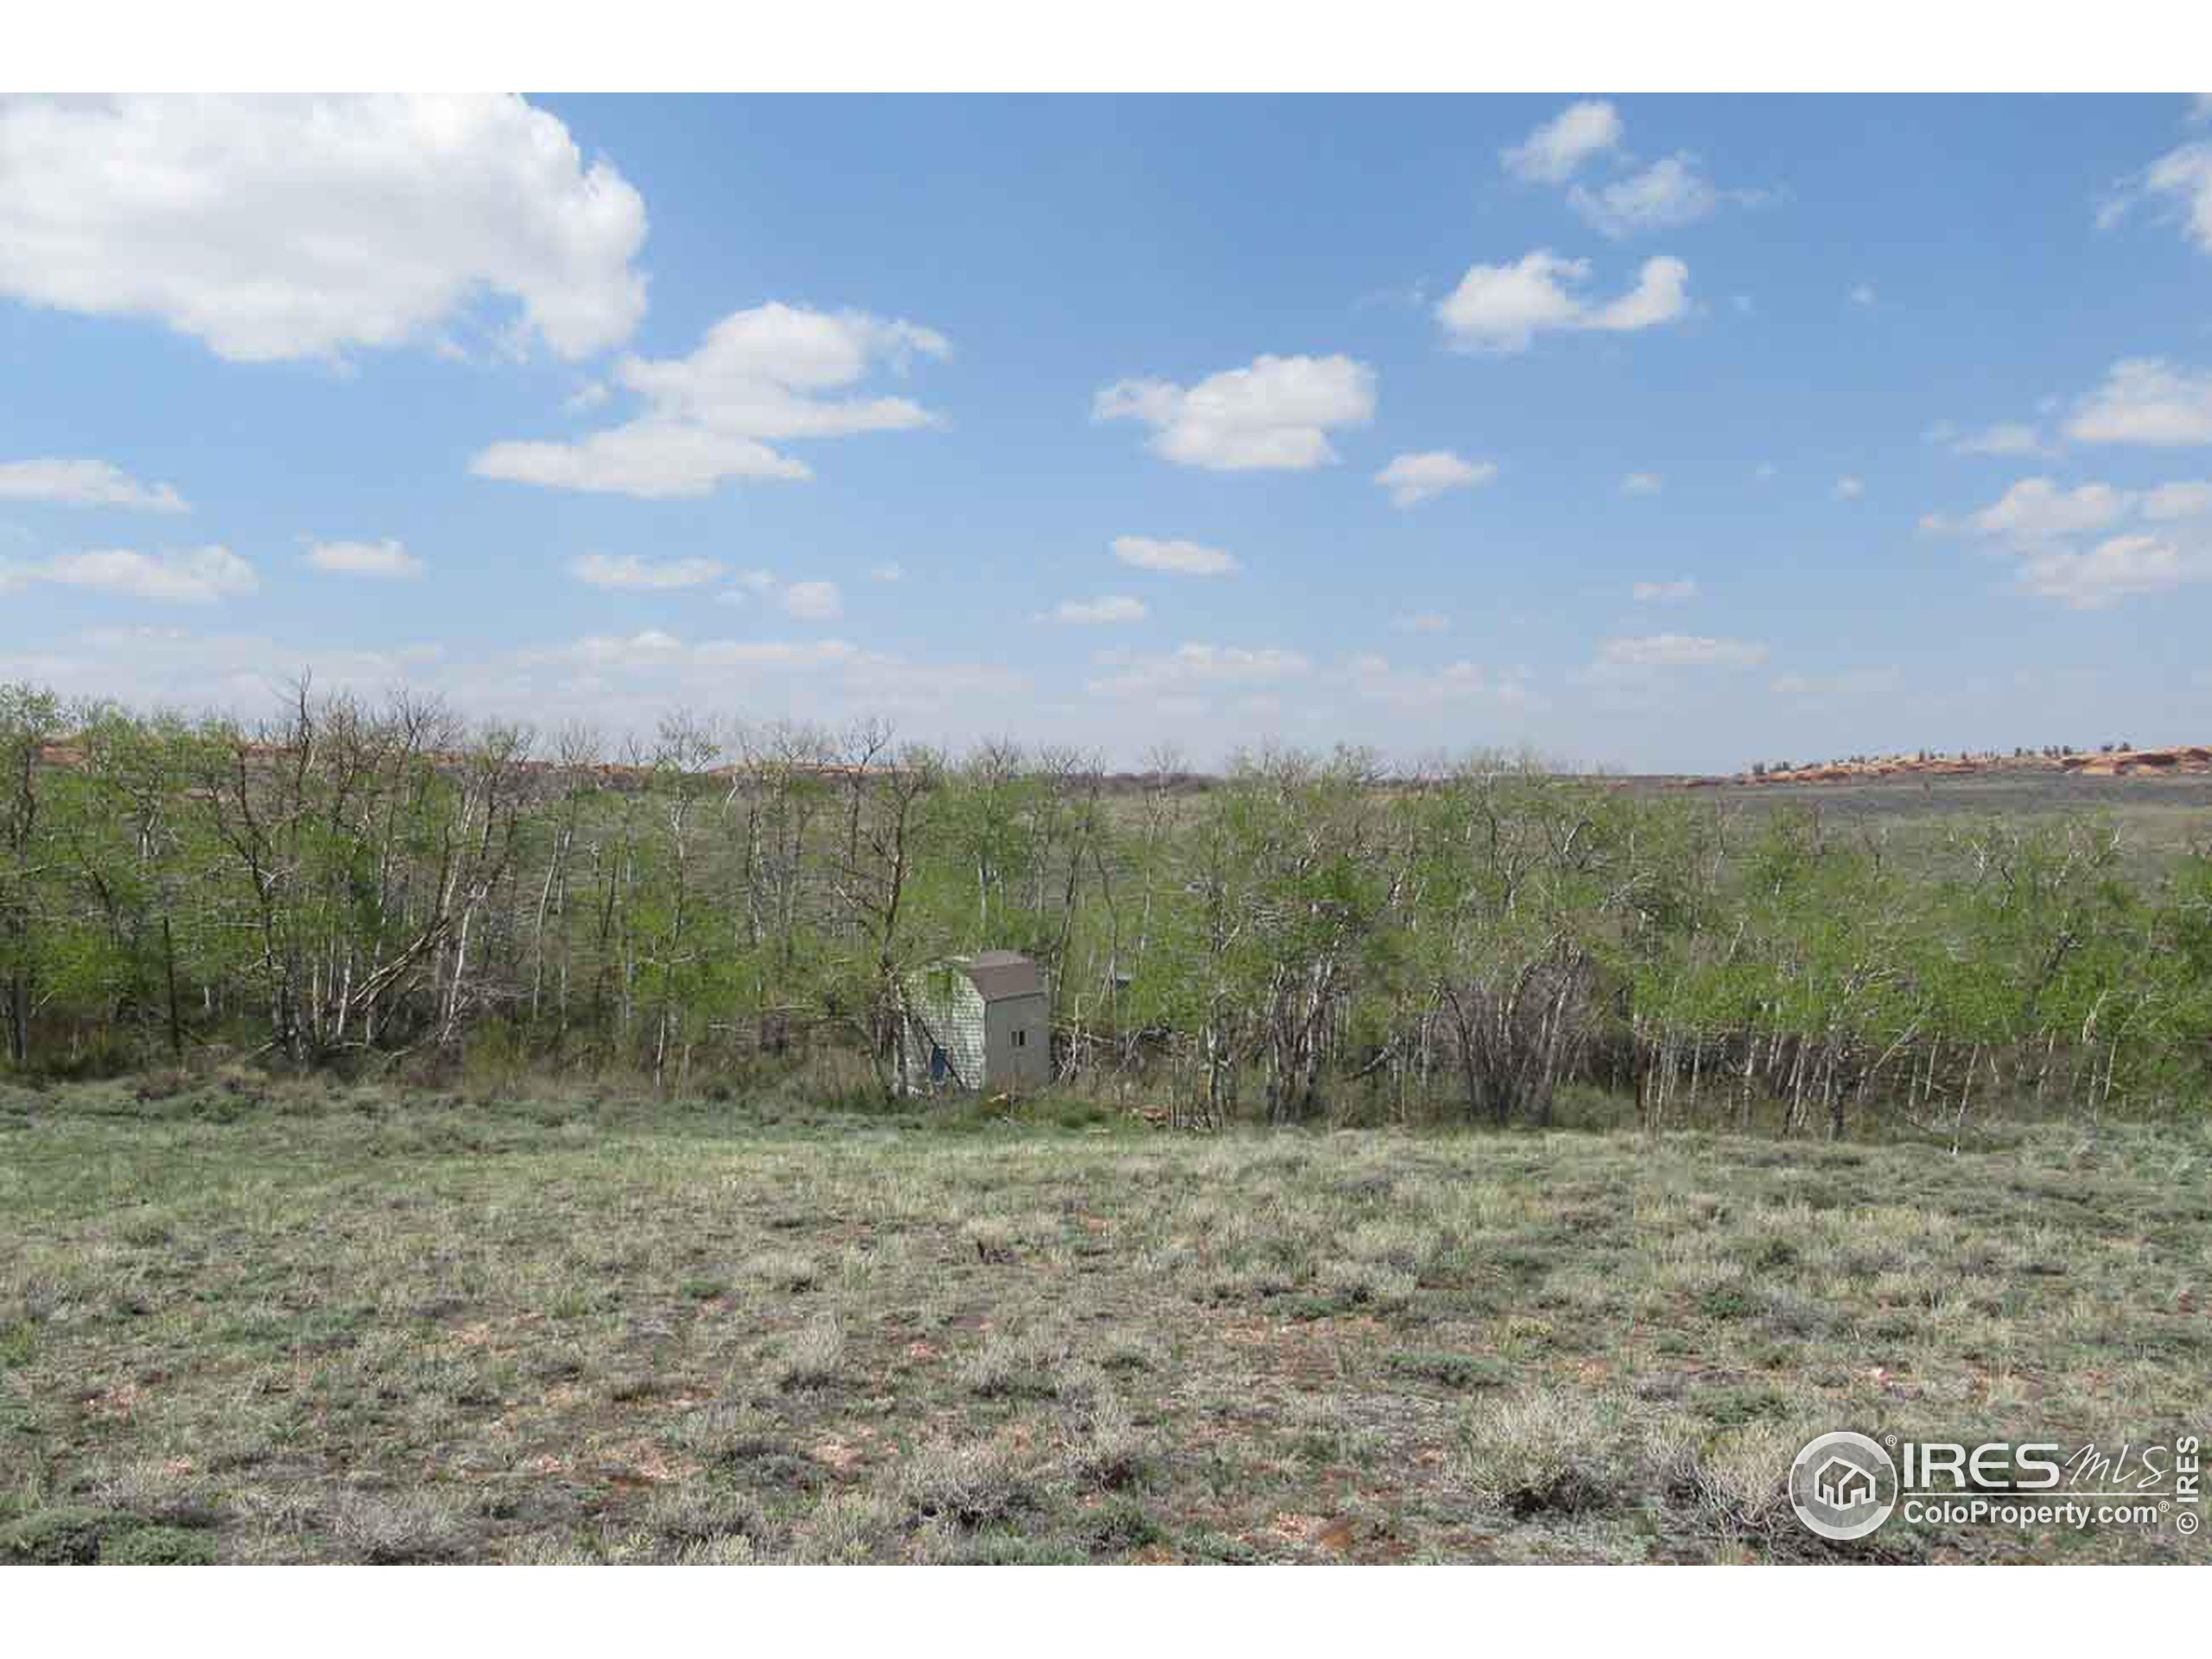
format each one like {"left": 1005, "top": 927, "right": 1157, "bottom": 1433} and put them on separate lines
{"left": 1458, "top": 1393, "right": 1630, "bottom": 1516}
{"left": 899, "top": 1439, "right": 1039, "bottom": 1529}
{"left": 770, "top": 1313, "right": 846, "bottom": 1390}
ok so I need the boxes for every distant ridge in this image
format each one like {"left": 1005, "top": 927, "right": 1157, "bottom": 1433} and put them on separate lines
{"left": 1703, "top": 744, "right": 2212, "bottom": 787}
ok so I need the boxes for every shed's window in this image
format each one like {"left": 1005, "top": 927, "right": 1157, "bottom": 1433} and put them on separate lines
{"left": 1012, "top": 1028, "right": 1027, "bottom": 1047}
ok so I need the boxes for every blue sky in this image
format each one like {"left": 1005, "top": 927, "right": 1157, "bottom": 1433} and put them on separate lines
{"left": 3, "top": 92, "right": 2212, "bottom": 770}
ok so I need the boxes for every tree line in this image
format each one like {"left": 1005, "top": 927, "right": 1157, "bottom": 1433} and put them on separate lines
{"left": 4, "top": 680, "right": 2209, "bottom": 1136}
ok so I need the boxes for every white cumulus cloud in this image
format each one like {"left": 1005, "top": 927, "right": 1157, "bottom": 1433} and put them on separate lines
{"left": 1436, "top": 251, "right": 1689, "bottom": 353}
{"left": 0, "top": 544, "right": 256, "bottom": 604}
{"left": 1093, "top": 354, "right": 1375, "bottom": 471}
{"left": 1940, "top": 421, "right": 2048, "bottom": 457}
{"left": 1501, "top": 100, "right": 1623, "bottom": 184}
{"left": 1375, "top": 450, "right": 1497, "bottom": 508}
{"left": 1965, "top": 478, "right": 2133, "bottom": 540}
{"left": 569, "top": 553, "right": 724, "bottom": 590}
{"left": 1086, "top": 643, "right": 1312, "bottom": 699}
{"left": 474, "top": 302, "right": 950, "bottom": 498}
{"left": 304, "top": 538, "right": 423, "bottom": 579}
{"left": 2064, "top": 359, "right": 2212, "bottom": 447}
{"left": 1569, "top": 154, "right": 1721, "bottom": 238}
{"left": 0, "top": 458, "right": 189, "bottom": 512}
{"left": 2016, "top": 533, "right": 2212, "bottom": 609}
{"left": 780, "top": 580, "right": 843, "bottom": 621}
{"left": 2144, "top": 480, "right": 2212, "bottom": 520}
{"left": 1933, "top": 469, "right": 2212, "bottom": 609}
{"left": 1039, "top": 595, "right": 1147, "bottom": 625}
{"left": 1110, "top": 536, "right": 1241, "bottom": 576}
{"left": 1595, "top": 633, "right": 1767, "bottom": 670}
{"left": 1632, "top": 578, "right": 1697, "bottom": 602}
{"left": 0, "top": 96, "right": 646, "bottom": 363}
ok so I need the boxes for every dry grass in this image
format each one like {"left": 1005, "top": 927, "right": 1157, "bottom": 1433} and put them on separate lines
{"left": 0, "top": 1075, "right": 2206, "bottom": 1562}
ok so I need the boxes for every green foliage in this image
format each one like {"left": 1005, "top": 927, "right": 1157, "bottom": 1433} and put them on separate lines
{"left": 1, "top": 679, "right": 2208, "bottom": 1132}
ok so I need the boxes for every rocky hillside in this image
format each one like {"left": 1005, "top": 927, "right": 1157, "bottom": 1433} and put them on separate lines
{"left": 1724, "top": 745, "right": 2212, "bottom": 785}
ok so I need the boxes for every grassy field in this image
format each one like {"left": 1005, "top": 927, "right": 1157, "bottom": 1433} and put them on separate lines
{"left": 2, "top": 1074, "right": 2207, "bottom": 1564}
{"left": 1634, "top": 769, "right": 2212, "bottom": 879}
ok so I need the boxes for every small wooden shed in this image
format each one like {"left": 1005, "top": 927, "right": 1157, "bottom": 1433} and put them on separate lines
{"left": 898, "top": 950, "right": 1050, "bottom": 1096}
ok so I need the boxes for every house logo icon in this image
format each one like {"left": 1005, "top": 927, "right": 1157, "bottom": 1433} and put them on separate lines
{"left": 1789, "top": 1432, "right": 1898, "bottom": 1541}
{"left": 1815, "top": 1455, "right": 1877, "bottom": 1510}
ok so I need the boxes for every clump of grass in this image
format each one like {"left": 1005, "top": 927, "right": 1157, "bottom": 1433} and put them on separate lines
{"left": 963, "top": 1217, "right": 1018, "bottom": 1263}
{"left": 751, "top": 1251, "right": 822, "bottom": 1294}
{"left": 899, "top": 1439, "right": 1041, "bottom": 1529}
{"left": 1065, "top": 1393, "right": 1153, "bottom": 1491}
{"left": 1459, "top": 1393, "right": 1631, "bottom": 1517}
{"left": 1660, "top": 1420, "right": 1802, "bottom": 1548}
{"left": 1, "top": 1505, "right": 111, "bottom": 1564}
{"left": 770, "top": 1313, "right": 846, "bottom": 1390}
{"left": 101, "top": 1524, "right": 219, "bottom": 1565}
{"left": 326, "top": 1489, "right": 471, "bottom": 1564}
{"left": 1078, "top": 1495, "right": 1164, "bottom": 1554}
{"left": 791, "top": 1492, "right": 901, "bottom": 1564}
{"left": 1321, "top": 1259, "right": 1418, "bottom": 1312}
{"left": 673, "top": 1533, "right": 762, "bottom": 1564}
{"left": 957, "top": 1326, "right": 1069, "bottom": 1399}
{"left": 1385, "top": 1348, "right": 1511, "bottom": 1391}
{"left": 640, "top": 1483, "right": 772, "bottom": 1551}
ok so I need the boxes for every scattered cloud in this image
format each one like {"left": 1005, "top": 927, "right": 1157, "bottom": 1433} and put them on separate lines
{"left": 1622, "top": 472, "right": 1663, "bottom": 495}
{"left": 1753, "top": 461, "right": 1778, "bottom": 480}
{"left": 473, "top": 302, "right": 950, "bottom": 498}
{"left": 1927, "top": 419, "right": 2049, "bottom": 457}
{"left": 0, "top": 544, "right": 256, "bottom": 603}
{"left": 2100, "top": 139, "right": 2212, "bottom": 257}
{"left": 1111, "top": 536, "right": 1240, "bottom": 576}
{"left": 780, "top": 580, "right": 843, "bottom": 621}
{"left": 869, "top": 562, "right": 905, "bottom": 583}
{"left": 1504, "top": 100, "right": 1772, "bottom": 239}
{"left": 1834, "top": 475, "right": 1866, "bottom": 500}
{"left": 1848, "top": 284, "right": 1878, "bottom": 307}
{"left": 1375, "top": 450, "right": 1497, "bottom": 508}
{"left": 2064, "top": 359, "right": 2212, "bottom": 446}
{"left": 714, "top": 569, "right": 779, "bottom": 605}
{"left": 304, "top": 537, "right": 423, "bottom": 579}
{"left": 569, "top": 552, "right": 724, "bottom": 590}
{"left": 1964, "top": 477, "right": 2133, "bottom": 540}
{"left": 1594, "top": 633, "right": 1768, "bottom": 671}
{"left": 1437, "top": 251, "right": 1690, "bottom": 353}
{"left": 0, "top": 95, "right": 646, "bottom": 363}
{"left": 2144, "top": 480, "right": 2212, "bottom": 519}
{"left": 1935, "top": 469, "right": 2212, "bottom": 607}
{"left": 1770, "top": 666, "right": 1904, "bottom": 709}
{"left": 1093, "top": 353, "right": 1375, "bottom": 471}
{"left": 1039, "top": 595, "right": 1147, "bottom": 625}
{"left": 1086, "top": 643, "right": 1312, "bottom": 699}
{"left": 1392, "top": 612, "right": 1452, "bottom": 632}
{"left": 1333, "top": 653, "right": 1537, "bottom": 710}
{"left": 1500, "top": 99, "right": 1623, "bottom": 185}
{"left": 0, "top": 458, "right": 189, "bottom": 513}
{"left": 1632, "top": 577, "right": 1697, "bottom": 602}
{"left": 2016, "top": 533, "right": 2212, "bottom": 609}
{"left": 1569, "top": 155, "right": 1775, "bottom": 238}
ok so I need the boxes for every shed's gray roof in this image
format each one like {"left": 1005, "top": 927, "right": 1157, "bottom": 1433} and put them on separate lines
{"left": 956, "top": 950, "right": 1045, "bottom": 1001}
